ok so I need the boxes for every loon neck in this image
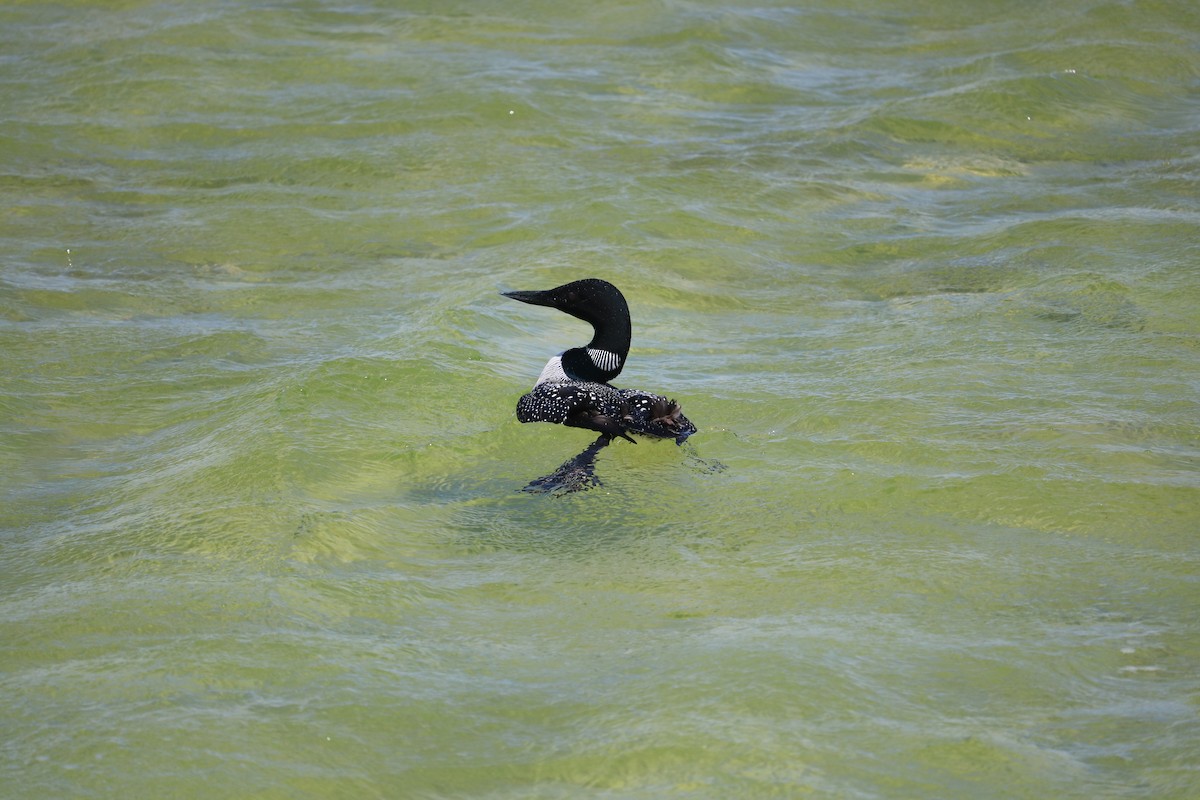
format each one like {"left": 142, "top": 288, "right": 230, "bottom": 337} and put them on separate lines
{"left": 560, "top": 346, "right": 621, "bottom": 383}
{"left": 584, "top": 315, "right": 630, "bottom": 374}
{"left": 502, "top": 277, "right": 633, "bottom": 382}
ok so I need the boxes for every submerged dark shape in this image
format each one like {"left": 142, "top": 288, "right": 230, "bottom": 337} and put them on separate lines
{"left": 521, "top": 434, "right": 612, "bottom": 494}
{"left": 503, "top": 278, "right": 697, "bottom": 492}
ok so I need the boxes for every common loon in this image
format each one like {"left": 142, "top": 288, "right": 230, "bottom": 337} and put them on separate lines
{"left": 503, "top": 278, "right": 697, "bottom": 448}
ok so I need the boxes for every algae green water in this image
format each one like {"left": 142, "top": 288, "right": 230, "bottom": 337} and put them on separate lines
{"left": 2, "top": 1, "right": 1198, "bottom": 797}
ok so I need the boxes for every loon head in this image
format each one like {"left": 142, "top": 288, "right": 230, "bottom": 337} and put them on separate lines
{"left": 502, "top": 278, "right": 631, "bottom": 383}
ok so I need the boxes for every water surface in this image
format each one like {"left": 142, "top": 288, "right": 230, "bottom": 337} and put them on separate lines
{"left": 2, "top": 1, "right": 1198, "bottom": 797}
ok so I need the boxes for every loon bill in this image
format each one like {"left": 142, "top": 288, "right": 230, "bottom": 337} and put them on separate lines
{"left": 502, "top": 277, "right": 697, "bottom": 446}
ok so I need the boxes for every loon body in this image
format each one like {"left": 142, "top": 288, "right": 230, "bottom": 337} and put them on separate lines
{"left": 503, "top": 278, "right": 696, "bottom": 446}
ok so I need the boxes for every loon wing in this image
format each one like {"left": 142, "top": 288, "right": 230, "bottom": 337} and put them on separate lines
{"left": 516, "top": 384, "right": 635, "bottom": 443}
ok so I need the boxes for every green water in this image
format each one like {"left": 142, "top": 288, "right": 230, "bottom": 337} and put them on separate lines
{"left": 2, "top": 0, "right": 1198, "bottom": 797}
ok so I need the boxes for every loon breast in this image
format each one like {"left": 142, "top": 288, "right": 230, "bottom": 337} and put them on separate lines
{"left": 535, "top": 353, "right": 570, "bottom": 384}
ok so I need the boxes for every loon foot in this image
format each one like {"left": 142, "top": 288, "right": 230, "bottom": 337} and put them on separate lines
{"left": 565, "top": 406, "right": 636, "bottom": 444}
{"left": 650, "top": 397, "right": 686, "bottom": 430}
{"left": 521, "top": 435, "right": 612, "bottom": 495}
